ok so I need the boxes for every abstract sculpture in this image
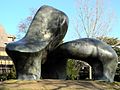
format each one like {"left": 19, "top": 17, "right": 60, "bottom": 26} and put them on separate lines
{"left": 42, "top": 38, "right": 118, "bottom": 82}
{"left": 6, "top": 5, "right": 118, "bottom": 82}
{"left": 6, "top": 5, "right": 68, "bottom": 80}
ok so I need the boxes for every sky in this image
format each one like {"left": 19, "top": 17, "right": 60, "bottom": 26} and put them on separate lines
{"left": 0, "top": 0, "right": 120, "bottom": 42}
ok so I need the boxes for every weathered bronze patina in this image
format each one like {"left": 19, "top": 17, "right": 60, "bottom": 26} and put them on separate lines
{"left": 43, "top": 38, "right": 118, "bottom": 82}
{"left": 6, "top": 5, "right": 118, "bottom": 82}
{"left": 6, "top": 5, "right": 68, "bottom": 80}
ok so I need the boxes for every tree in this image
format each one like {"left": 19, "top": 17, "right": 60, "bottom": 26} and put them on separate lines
{"left": 17, "top": 8, "right": 36, "bottom": 39}
{"left": 0, "top": 73, "right": 8, "bottom": 81}
{"left": 66, "top": 59, "right": 91, "bottom": 80}
{"left": 7, "top": 65, "right": 16, "bottom": 80}
{"left": 98, "top": 37, "right": 118, "bottom": 45}
{"left": 73, "top": 0, "right": 116, "bottom": 80}
{"left": 67, "top": 59, "right": 81, "bottom": 80}
{"left": 0, "top": 65, "right": 16, "bottom": 81}
{"left": 74, "top": 0, "right": 115, "bottom": 38}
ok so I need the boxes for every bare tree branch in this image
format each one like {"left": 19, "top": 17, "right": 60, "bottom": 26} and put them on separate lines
{"left": 75, "top": 0, "right": 115, "bottom": 38}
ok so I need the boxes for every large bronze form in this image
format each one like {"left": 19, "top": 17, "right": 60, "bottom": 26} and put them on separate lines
{"left": 6, "top": 5, "right": 118, "bottom": 82}
{"left": 6, "top": 5, "right": 68, "bottom": 80}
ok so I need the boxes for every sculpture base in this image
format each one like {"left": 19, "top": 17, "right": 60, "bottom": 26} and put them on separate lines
{"left": 0, "top": 79, "right": 120, "bottom": 90}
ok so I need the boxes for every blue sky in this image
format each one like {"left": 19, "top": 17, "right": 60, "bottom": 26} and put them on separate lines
{"left": 0, "top": 0, "right": 120, "bottom": 42}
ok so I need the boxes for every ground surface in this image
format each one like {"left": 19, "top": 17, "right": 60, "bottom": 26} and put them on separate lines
{"left": 0, "top": 79, "right": 120, "bottom": 90}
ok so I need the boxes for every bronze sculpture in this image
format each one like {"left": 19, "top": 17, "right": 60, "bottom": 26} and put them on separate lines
{"left": 6, "top": 5, "right": 118, "bottom": 82}
{"left": 6, "top": 5, "right": 68, "bottom": 80}
{"left": 42, "top": 38, "right": 118, "bottom": 82}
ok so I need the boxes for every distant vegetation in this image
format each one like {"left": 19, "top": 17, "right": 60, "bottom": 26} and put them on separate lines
{"left": 0, "top": 65, "right": 16, "bottom": 81}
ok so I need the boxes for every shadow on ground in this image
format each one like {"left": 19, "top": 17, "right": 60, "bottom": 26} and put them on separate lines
{"left": 0, "top": 79, "right": 120, "bottom": 90}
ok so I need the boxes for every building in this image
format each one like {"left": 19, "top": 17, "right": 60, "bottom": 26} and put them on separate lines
{"left": 0, "top": 24, "right": 15, "bottom": 74}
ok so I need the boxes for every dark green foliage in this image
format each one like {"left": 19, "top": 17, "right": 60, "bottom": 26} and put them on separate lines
{"left": 0, "top": 65, "right": 16, "bottom": 81}
{"left": 7, "top": 65, "right": 16, "bottom": 80}
{"left": 67, "top": 59, "right": 79, "bottom": 80}
{"left": 113, "top": 47, "right": 120, "bottom": 57}
{"left": 0, "top": 73, "right": 8, "bottom": 81}
{"left": 114, "top": 47, "right": 120, "bottom": 82}
{"left": 114, "top": 64, "right": 120, "bottom": 81}
{"left": 79, "top": 66, "right": 89, "bottom": 80}
{"left": 66, "top": 59, "right": 88, "bottom": 80}
{"left": 66, "top": 59, "right": 80, "bottom": 80}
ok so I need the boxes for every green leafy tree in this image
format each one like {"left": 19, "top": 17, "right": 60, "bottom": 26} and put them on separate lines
{"left": 66, "top": 59, "right": 89, "bottom": 80}
{"left": 0, "top": 73, "right": 8, "bottom": 81}
{"left": 67, "top": 59, "right": 81, "bottom": 80}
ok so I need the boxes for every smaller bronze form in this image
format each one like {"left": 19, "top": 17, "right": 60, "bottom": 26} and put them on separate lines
{"left": 43, "top": 38, "right": 118, "bottom": 82}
